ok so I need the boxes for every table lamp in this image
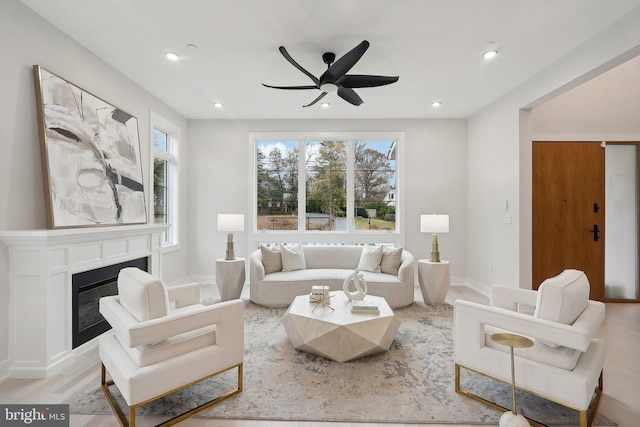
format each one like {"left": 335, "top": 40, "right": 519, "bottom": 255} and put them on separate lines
{"left": 217, "top": 214, "right": 244, "bottom": 260}
{"left": 420, "top": 214, "right": 449, "bottom": 262}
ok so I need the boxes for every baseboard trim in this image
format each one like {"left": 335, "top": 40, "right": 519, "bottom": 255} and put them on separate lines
{"left": 461, "top": 277, "right": 491, "bottom": 298}
{"left": 0, "top": 357, "right": 10, "bottom": 383}
{"left": 168, "top": 275, "right": 215, "bottom": 286}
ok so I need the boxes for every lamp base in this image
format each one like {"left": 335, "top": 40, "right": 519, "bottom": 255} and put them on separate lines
{"left": 499, "top": 411, "right": 530, "bottom": 427}
{"left": 429, "top": 233, "right": 441, "bottom": 263}
{"left": 225, "top": 232, "right": 236, "bottom": 260}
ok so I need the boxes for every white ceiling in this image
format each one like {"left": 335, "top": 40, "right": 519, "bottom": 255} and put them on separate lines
{"left": 20, "top": 0, "right": 640, "bottom": 120}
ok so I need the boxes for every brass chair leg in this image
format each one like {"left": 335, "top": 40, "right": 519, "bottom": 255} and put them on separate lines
{"left": 455, "top": 363, "right": 603, "bottom": 427}
{"left": 101, "top": 362, "right": 243, "bottom": 427}
{"left": 101, "top": 363, "right": 131, "bottom": 427}
{"left": 129, "top": 406, "right": 136, "bottom": 427}
{"left": 585, "top": 371, "right": 604, "bottom": 427}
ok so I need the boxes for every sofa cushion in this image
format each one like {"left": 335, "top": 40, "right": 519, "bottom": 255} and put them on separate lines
{"left": 380, "top": 247, "right": 403, "bottom": 275}
{"left": 356, "top": 245, "right": 383, "bottom": 273}
{"left": 261, "top": 268, "right": 351, "bottom": 287}
{"left": 117, "top": 267, "right": 169, "bottom": 322}
{"left": 260, "top": 245, "right": 282, "bottom": 273}
{"left": 359, "top": 270, "right": 403, "bottom": 284}
{"left": 281, "top": 243, "right": 306, "bottom": 271}
{"left": 303, "top": 245, "right": 363, "bottom": 269}
{"left": 534, "top": 269, "right": 590, "bottom": 325}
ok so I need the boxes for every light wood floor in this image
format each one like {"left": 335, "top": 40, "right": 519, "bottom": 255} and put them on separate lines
{"left": 0, "top": 284, "right": 638, "bottom": 427}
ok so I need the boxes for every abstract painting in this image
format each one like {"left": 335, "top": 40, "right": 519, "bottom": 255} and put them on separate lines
{"left": 33, "top": 65, "right": 147, "bottom": 228}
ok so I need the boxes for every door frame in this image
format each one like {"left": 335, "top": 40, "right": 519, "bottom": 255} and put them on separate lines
{"left": 532, "top": 140, "right": 640, "bottom": 303}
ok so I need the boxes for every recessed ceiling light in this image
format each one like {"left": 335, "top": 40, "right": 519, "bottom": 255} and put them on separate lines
{"left": 431, "top": 101, "right": 442, "bottom": 108}
{"left": 321, "top": 102, "right": 330, "bottom": 108}
{"left": 483, "top": 49, "right": 498, "bottom": 59}
{"left": 213, "top": 102, "right": 223, "bottom": 108}
{"left": 166, "top": 52, "right": 180, "bottom": 61}
{"left": 482, "top": 42, "right": 498, "bottom": 59}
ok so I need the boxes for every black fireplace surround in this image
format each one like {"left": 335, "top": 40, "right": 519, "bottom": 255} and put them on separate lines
{"left": 72, "top": 257, "right": 148, "bottom": 348}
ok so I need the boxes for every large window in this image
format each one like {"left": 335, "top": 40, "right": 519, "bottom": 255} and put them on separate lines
{"left": 257, "top": 140, "right": 299, "bottom": 230}
{"left": 152, "top": 112, "right": 179, "bottom": 246}
{"left": 254, "top": 134, "right": 400, "bottom": 235}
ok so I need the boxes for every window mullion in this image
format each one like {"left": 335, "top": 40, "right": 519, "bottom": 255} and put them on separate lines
{"left": 346, "top": 140, "right": 355, "bottom": 232}
{"left": 298, "top": 139, "right": 306, "bottom": 231}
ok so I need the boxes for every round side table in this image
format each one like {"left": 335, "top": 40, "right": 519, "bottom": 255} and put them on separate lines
{"left": 490, "top": 332, "right": 534, "bottom": 427}
{"left": 417, "top": 259, "right": 450, "bottom": 306}
{"left": 216, "top": 258, "right": 245, "bottom": 301}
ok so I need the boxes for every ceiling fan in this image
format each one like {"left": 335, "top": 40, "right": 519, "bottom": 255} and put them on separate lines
{"left": 262, "top": 40, "right": 399, "bottom": 107}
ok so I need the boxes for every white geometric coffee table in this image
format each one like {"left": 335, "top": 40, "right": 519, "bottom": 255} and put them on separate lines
{"left": 282, "top": 291, "right": 400, "bottom": 362}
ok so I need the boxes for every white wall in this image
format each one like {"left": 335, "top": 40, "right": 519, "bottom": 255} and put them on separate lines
{"left": 467, "top": 105, "right": 522, "bottom": 291}
{"left": 467, "top": 6, "right": 640, "bottom": 292}
{"left": 187, "top": 119, "right": 468, "bottom": 281}
{"left": 0, "top": 1, "right": 190, "bottom": 379}
{"left": 531, "top": 54, "right": 640, "bottom": 140}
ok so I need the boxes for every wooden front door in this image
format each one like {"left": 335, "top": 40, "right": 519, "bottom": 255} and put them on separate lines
{"left": 532, "top": 141, "right": 605, "bottom": 300}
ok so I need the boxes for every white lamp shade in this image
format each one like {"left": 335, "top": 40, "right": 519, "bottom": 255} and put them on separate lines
{"left": 217, "top": 214, "right": 244, "bottom": 232}
{"left": 420, "top": 214, "right": 449, "bottom": 233}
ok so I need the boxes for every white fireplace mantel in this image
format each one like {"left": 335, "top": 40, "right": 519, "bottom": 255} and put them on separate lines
{"left": 0, "top": 223, "right": 169, "bottom": 379}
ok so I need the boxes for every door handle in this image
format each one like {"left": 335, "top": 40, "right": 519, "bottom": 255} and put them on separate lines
{"left": 589, "top": 224, "right": 600, "bottom": 242}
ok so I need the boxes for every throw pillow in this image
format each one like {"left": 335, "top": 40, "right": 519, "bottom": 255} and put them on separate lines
{"left": 117, "top": 267, "right": 169, "bottom": 322}
{"left": 380, "top": 247, "right": 403, "bottom": 275}
{"left": 534, "top": 269, "right": 590, "bottom": 348}
{"left": 260, "top": 245, "right": 282, "bottom": 274}
{"left": 280, "top": 243, "right": 306, "bottom": 271}
{"left": 356, "top": 245, "right": 383, "bottom": 273}
{"left": 534, "top": 269, "right": 590, "bottom": 325}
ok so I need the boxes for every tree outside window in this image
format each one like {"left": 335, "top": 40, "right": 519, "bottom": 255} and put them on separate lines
{"left": 354, "top": 140, "right": 395, "bottom": 231}
{"left": 306, "top": 141, "right": 346, "bottom": 230}
{"left": 256, "top": 141, "right": 298, "bottom": 231}
{"left": 256, "top": 138, "right": 397, "bottom": 232}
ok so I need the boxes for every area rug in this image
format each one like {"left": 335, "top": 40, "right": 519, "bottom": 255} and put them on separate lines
{"left": 68, "top": 300, "right": 614, "bottom": 425}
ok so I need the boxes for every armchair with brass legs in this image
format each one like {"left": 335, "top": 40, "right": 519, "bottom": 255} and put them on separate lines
{"left": 454, "top": 269, "right": 605, "bottom": 427}
{"left": 99, "top": 267, "right": 244, "bottom": 427}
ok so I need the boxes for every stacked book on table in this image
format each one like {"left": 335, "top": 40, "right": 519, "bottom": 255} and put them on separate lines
{"left": 351, "top": 299, "right": 379, "bottom": 315}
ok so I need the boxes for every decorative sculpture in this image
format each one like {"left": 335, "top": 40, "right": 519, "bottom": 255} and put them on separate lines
{"left": 310, "top": 285, "right": 333, "bottom": 313}
{"left": 343, "top": 269, "right": 368, "bottom": 301}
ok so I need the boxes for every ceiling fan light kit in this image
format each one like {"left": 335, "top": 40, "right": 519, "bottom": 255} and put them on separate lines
{"left": 263, "top": 40, "right": 399, "bottom": 108}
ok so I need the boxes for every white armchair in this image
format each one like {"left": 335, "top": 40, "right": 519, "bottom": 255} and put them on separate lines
{"left": 99, "top": 267, "right": 244, "bottom": 427}
{"left": 454, "top": 269, "right": 605, "bottom": 427}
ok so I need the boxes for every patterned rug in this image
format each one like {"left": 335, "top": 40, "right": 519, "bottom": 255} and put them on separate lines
{"left": 67, "top": 300, "right": 614, "bottom": 425}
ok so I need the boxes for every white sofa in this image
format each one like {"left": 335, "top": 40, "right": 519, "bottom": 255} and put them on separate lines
{"left": 250, "top": 244, "right": 415, "bottom": 308}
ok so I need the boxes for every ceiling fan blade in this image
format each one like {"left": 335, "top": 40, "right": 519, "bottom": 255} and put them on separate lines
{"left": 337, "top": 87, "right": 363, "bottom": 106}
{"left": 262, "top": 84, "right": 318, "bottom": 90}
{"left": 338, "top": 74, "right": 399, "bottom": 88}
{"left": 303, "top": 92, "right": 328, "bottom": 108}
{"left": 320, "top": 40, "right": 370, "bottom": 84}
{"left": 278, "top": 46, "right": 320, "bottom": 86}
